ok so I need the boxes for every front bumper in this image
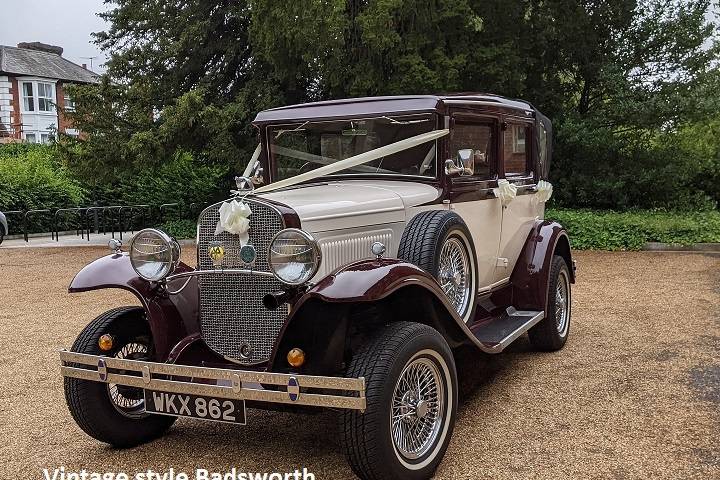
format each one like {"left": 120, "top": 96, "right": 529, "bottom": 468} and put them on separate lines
{"left": 59, "top": 350, "right": 366, "bottom": 411}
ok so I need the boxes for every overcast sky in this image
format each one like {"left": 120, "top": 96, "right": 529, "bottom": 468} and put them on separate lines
{"left": 0, "top": 0, "right": 109, "bottom": 72}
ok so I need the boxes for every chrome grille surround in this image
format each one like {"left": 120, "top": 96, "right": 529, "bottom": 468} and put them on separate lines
{"left": 197, "top": 198, "right": 287, "bottom": 365}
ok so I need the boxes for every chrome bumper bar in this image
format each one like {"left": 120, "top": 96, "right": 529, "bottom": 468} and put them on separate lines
{"left": 59, "top": 350, "right": 366, "bottom": 411}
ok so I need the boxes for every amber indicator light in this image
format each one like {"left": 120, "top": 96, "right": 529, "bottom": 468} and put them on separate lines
{"left": 287, "top": 348, "right": 305, "bottom": 367}
{"left": 98, "top": 334, "right": 114, "bottom": 351}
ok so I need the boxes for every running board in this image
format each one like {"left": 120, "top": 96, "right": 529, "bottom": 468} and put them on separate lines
{"left": 470, "top": 307, "right": 544, "bottom": 353}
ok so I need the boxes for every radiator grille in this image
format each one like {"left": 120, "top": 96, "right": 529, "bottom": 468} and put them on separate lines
{"left": 197, "top": 199, "right": 286, "bottom": 364}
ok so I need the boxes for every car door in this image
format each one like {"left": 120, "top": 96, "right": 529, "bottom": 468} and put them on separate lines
{"left": 495, "top": 118, "right": 544, "bottom": 283}
{"left": 447, "top": 114, "right": 503, "bottom": 290}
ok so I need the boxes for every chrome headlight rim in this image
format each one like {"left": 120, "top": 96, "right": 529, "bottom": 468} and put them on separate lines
{"left": 129, "top": 228, "right": 181, "bottom": 282}
{"left": 267, "top": 228, "right": 322, "bottom": 286}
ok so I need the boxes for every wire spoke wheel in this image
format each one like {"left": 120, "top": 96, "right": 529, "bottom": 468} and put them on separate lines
{"left": 438, "top": 236, "right": 471, "bottom": 316}
{"left": 107, "top": 342, "right": 148, "bottom": 418}
{"left": 555, "top": 270, "right": 569, "bottom": 334}
{"left": 390, "top": 356, "right": 445, "bottom": 460}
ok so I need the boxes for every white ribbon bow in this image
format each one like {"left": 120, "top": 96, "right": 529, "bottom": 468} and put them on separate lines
{"left": 215, "top": 200, "right": 252, "bottom": 244}
{"left": 493, "top": 179, "right": 517, "bottom": 207}
{"left": 536, "top": 180, "right": 553, "bottom": 203}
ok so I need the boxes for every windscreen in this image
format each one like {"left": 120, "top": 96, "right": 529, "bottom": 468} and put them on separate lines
{"left": 268, "top": 113, "right": 437, "bottom": 180}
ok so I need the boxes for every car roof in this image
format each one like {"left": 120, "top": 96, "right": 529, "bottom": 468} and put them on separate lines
{"left": 253, "top": 94, "right": 535, "bottom": 124}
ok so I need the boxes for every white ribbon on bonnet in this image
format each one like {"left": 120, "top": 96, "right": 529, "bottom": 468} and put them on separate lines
{"left": 214, "top": 129, "right": 450, "bottom": 239}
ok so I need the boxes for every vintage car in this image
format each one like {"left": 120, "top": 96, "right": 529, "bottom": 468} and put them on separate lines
{"left": 60, "top": 94, "right": 575, "bottom": 480}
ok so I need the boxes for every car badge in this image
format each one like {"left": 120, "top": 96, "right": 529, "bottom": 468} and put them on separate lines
{"left": 97, "top": 358, "right": 107, "bottom": 382}
{"left": 287, "top": 376, "right": 300, "bottom": 402}
{"left": 208, "top": 242, "right": 225, "bottom": 267}
{"left": 240, "top": 244, "right": 257, "bottom": 266}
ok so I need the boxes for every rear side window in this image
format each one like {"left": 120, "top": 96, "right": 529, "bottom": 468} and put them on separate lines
{"left": 503, "top": 123, "right": 531, "bottom": 176}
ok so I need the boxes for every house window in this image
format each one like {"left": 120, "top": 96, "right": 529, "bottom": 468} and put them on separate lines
{"left": 40, "top": 133, "right": 54, "bottom": 144}
{"left": 20, "top": 80, "right": 56, "bottom": 113}
{"left": 512, "top": 125, "right": 526, "bottom": 153}
{"left": 24, "top": 133, "right": 37, "bottom": 143}
{"left": 22, "top": 82, "right": 34, "bottom": 111}
{"left": 37, "top": 82, "right": 55, "bottom": 112}
{"left": 64, "top": 94, "right": 76, "bottom": 111}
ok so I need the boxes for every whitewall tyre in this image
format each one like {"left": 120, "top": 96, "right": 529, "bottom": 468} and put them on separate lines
{"left": 340, "top": 322, "right": 458, "bottom": 480}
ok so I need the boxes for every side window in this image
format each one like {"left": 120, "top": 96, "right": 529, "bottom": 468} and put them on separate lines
{"left": 449, "top": 122, "right": 495, "bottom": 179}
{"left": 504, "top": 123, "right": 531, "bottom": 177}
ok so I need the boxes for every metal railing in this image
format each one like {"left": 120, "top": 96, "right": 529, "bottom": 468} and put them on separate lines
{"left": 3, "top": 201, "right": 210, "bottom": 243}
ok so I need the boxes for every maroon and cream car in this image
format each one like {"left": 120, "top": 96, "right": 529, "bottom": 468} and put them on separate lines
{"left": 60, "top": 94, "right": 575, "bottom": 480}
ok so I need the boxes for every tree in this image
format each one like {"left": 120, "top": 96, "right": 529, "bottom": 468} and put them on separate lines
{"left": 64, "top": 0, "right": 719, "bottom": 209}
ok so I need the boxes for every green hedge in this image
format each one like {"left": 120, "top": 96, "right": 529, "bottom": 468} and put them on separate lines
{"left": 0, "top": 144, "right": 87, "bottom": 211}
{"left": 546, "top": 208, "right": 720, "bottom": 251}
{"left": 159, "top": 219, "right": 197, "bottom": 239}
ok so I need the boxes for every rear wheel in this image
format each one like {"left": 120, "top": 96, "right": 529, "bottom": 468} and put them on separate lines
{"left": 341, "top": 322, "right": 457, "bottom": 480}
{"left": 528, "top": 255, "right": 572, "bottom": 351}
{"left": 0, "top": 224, "right": 5, "bottom": 245}
{"left": 64, "top": 307, "right": 175, "bottom": 447}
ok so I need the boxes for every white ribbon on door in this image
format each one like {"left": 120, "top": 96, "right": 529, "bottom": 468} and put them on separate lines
{"left": 535, "top": 180, "right": 553, "bottom": 203}
{"left": 493, "top": 179, "right": 517, "bottom": 207}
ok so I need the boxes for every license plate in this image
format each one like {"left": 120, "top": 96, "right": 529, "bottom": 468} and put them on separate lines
{"left": 144, "top": 390, "right": 246, "bottom": 424}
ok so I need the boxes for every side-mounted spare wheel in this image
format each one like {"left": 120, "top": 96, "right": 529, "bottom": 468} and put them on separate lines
{"left": 398, "top": 210, "right": 478, "bottom": 323}
{"left": 341, "top": 322, "right": 458, "bottom": 480}
{"left": 64, "top": 306, "right": 176, "bottom": 447}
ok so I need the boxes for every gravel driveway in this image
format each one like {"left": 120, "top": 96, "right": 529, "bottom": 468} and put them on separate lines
{"left": 1, "top": 247, "right": 718, "bottom": 479}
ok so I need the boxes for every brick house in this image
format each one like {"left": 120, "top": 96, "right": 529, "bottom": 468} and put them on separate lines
{"left": 0, "top": 42, "right": 99, "bottom": 143}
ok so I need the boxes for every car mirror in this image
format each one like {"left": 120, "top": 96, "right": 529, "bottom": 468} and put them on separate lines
{"left": 457, "top": 149, "right": 474, "bottom": 176}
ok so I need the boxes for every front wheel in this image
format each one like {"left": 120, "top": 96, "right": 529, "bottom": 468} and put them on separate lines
{"left": 64, "top": 307, "right": 176, "bottom": 447}
{"left": 340, "top": 322, "right": 458, "bottom": 480}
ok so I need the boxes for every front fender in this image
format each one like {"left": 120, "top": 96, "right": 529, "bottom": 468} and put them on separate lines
{"left": 269, "top": 258, "right": 492, "bottom": 372}
{"left": 510, "top": 220, "right": 575, "bottom": 313}
{"left": 69, "top": 253, "right": 200, "bottom": 361}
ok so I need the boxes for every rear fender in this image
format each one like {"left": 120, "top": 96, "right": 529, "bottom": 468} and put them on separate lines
{"left": 269, "top": 259, "right": 491, "bottom": 373}
{"left": 68, "top": 253, "right": 199, "bottom": 361}
{"left": 510, "top": 220, "right": 575, "bottom": 313}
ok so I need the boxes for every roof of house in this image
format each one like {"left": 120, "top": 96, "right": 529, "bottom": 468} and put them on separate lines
{"left": 253, "top": 94, "right": 535, "bottom": 124}
{"left": 0, "top": 45, "right": 99, "bottom": 84}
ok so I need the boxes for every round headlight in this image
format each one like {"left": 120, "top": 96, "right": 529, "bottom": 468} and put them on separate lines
{"left": 268, "top": 228, "right": 321, "bottom": 285}
{"left": 129, "top": 229, "right": 180, "bottom": 281}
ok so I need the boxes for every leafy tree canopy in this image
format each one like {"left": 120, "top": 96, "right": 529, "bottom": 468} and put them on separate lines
{"left": 63, "top": 0, "right": 720, "bottom": 209}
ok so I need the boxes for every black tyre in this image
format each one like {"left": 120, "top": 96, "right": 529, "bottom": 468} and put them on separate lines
{"left": 64, "top": 306, "right": 176, "bottom": 447}
{"left": 0, "top": 224, "right": 4, "bottom": 245}
{"left": 398, "top": 210, "right": 477, "bottom": 323}
{"left": 528, "top": 255, "right": 572, "bottom": 351}
{"left": 340, "top": 322, "right": 458, "bottom": 480}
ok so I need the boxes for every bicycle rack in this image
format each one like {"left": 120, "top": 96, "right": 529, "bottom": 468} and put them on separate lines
{"left": 53, "top": 208, "right": 89, "bottom": 241}
{"left": 23, "top": 209, "right": 52, "bottom": 242}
